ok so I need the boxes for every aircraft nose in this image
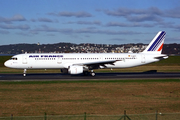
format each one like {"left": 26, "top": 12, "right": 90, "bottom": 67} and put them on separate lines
{"left": 4, "top": 60, "right": 11, "bottom": 67}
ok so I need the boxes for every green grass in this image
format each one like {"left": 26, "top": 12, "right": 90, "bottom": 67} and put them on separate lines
{"left": 0, "top": 79, "right": 179, "bottom": 85}
{"left": 147, "top": 56, "right": 180, "bottom": 66}
{"left": 0, "top": 78, "right": 180, "bottom": 116}
{"left": 0, "top": 56, "right": 11, "bottom": 67}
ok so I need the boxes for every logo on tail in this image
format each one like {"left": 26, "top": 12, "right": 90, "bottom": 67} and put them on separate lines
{"left": 143, "top": 31, "right": 166, "bottom": 54}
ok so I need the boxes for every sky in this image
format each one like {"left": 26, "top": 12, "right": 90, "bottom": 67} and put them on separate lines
{"left": 0, "top": 0, "right": 180, "bottom": 45}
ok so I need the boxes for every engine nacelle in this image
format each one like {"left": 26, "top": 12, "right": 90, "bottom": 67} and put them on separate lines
{"left": 68, "top": 66, "right": 83, "bottom": 74}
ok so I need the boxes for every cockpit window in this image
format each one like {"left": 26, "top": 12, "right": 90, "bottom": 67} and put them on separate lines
{"left": 10, "top": 57, "right": 18, "bottom": 60}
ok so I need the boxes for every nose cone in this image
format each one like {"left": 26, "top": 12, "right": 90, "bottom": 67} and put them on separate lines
{"left": 4, "top": 60, "right": 11, "bottom": 68}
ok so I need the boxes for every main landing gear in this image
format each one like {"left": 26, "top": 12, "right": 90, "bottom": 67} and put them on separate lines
{"left": 83, "top": 70, "right": 96, "bottom": 76}
{"left": 23, "top": 69, "right": 27, "bottom": 77}
{"left": 90, "top": 70, "right": 95, "bottom": 76}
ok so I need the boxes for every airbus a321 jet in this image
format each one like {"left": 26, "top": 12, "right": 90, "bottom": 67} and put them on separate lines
{"left": 4, "top": 31, "right": 168, "bottom": 76}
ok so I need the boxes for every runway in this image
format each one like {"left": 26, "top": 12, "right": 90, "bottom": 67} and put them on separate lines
{"left": 0, "top": 71, "right": 180, "bottom": 81}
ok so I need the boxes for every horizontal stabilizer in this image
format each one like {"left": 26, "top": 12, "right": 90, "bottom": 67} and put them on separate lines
{"left": 154, "top": 55, "right": 168, "bottom": 60}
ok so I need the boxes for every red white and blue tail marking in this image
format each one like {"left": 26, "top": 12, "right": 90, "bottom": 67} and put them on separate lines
{"left": 143, "top": 31, "right": 166, "bottom": 54}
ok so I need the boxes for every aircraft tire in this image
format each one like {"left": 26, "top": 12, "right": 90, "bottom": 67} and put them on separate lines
{"left": 91, "top": 72, "right": 95, "bottom": 76}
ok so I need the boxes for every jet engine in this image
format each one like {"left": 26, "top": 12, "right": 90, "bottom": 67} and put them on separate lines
{"left": 68, "top": 66, "right": 83, "bottom": 74}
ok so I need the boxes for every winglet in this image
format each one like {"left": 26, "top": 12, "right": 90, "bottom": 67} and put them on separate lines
{"left": 142, "top": 31, "right": 166, "bottom": 54}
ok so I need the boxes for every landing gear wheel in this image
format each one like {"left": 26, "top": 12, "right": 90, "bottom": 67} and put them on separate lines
{"left": 23, "top": 69, "right": 27, "bottom": 77}
{"left": 91, "top": 72, "right": 95, "bottom": 76}
{"left": 90, "top": 70, "right": 95, "bottom": 76}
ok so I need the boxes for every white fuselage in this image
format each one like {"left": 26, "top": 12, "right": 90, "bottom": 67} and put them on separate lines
{"left": 4, "top": 53, "right": 163, "bottom": 69}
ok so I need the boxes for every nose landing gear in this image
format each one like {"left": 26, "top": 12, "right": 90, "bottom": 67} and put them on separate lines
{"left": 23, "top": 69, "right": 27, "bottom": 77}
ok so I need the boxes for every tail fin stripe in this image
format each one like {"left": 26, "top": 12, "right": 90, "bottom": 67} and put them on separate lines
{"left": 153, "top": 34, "right": 165, "bottom": 51}
{"left": 150, "top": 32, "right": 165, "bottom": 51}
{"left": 147, "top": 31, "right": 166, "bottom": 51}
{"left": 151, "top": 35, "right": 165, "bottom": 51}
{"left": 157, "top": 43, "right": 163, "bottom": 51}
{"left": 148, "top": 32, "right": 165, "bottom": 51}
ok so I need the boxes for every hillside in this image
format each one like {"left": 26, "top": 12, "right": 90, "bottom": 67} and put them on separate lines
{"left": 0, "top": 43, "right": 179, "bottom": 55}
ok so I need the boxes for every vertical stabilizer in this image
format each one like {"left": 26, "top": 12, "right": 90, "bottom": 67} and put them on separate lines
{"left": 142, "top": 31, "right": 166, "bottom": 54}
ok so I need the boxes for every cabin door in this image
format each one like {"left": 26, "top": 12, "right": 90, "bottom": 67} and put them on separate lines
{"left": 57, "top": 57, "right": 62, "bottom": 64}
{"left": 22, "top": 55, "right": 28, "bottom": 64}
{"left": 141, "top": 55, "right": 146, "bottom": 63}
{"left": 99, "top": 56, "right": 103, "bottom": 61}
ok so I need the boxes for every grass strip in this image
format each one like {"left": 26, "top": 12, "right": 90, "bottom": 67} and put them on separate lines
{"left": 0, "top": 78, "right": 179, "bottom": 85}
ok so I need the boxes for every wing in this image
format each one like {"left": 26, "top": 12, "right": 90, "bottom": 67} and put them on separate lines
{"left": 73, "top": 60, "right": 121, "bottom": 69}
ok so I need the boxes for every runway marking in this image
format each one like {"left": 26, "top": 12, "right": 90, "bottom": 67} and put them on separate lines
{"left": 116, "top": 75, "right": 144, "bottom": 76}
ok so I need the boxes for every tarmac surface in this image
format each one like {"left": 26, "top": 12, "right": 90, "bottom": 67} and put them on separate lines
{"left": 0, "top": 71, "right": 180, "bottom": 81}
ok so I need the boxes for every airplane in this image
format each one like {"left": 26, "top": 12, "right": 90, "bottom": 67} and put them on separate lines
{"left": 4, "top": 31, "right": 168, "bottom": 77}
